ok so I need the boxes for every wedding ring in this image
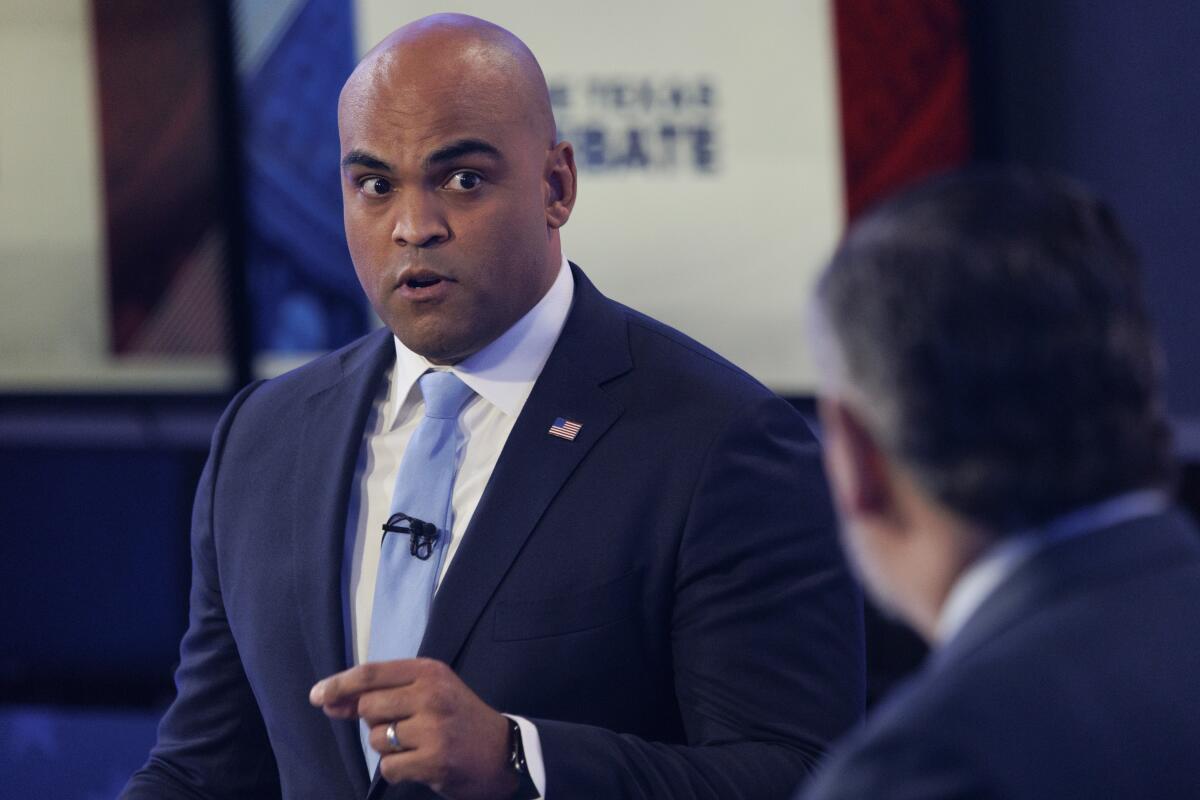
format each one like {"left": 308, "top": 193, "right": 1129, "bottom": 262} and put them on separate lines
{"left": 385, "top": 722, "right": 401, "bottom": 752}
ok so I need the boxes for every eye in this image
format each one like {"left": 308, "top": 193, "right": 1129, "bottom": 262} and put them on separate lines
{"left": 358, "top": 177, "right": 392, "bottom": 197}
{"left": 444, "top": 171, "right": 483, "bottom": 192}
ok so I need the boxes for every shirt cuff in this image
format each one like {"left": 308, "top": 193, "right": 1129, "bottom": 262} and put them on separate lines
{"left": 503, "top": 714, "right": 546, "bottom": 798}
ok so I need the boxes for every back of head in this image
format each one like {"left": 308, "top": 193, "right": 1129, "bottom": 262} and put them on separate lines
{"left": 814, "top": 167, "right": 1173, "bottom": 533}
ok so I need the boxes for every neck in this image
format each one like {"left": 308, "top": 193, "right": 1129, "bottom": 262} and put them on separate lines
{"left": 918, "top": 531, "right": 990, "bottom": 640}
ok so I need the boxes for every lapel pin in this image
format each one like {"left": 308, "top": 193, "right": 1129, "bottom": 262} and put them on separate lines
{"left": 548, "top": 417, "right": 582, "bottom": 441}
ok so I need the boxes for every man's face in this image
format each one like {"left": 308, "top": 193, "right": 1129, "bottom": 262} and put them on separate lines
{"left": 338, "top": 57, "right": 564, "bottom": 364}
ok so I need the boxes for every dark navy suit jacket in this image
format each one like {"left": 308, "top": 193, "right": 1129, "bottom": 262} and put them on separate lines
{"left": 123, "top": 266, "right": 865, "bottom": 799}
{"left": 800, "top": 507, "right": 1200, "bottom": 800}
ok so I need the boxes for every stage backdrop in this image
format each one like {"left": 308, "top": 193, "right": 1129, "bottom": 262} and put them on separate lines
{"left": 0, "top": 0, "right": 967, "bottom": 394}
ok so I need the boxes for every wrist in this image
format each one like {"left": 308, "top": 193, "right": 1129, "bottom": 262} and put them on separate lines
{"left": 503, "top": 716, "right": 539, "bottom": 800}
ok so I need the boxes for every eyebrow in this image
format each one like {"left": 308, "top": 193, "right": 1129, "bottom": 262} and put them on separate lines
{"left": 425, "top": 138, "right": 503, "bottom": 167}
{"left": 341, "top": 150, "right": 392, "bottom": 171}
{"left": 340, "top": 139, "right": 503, "bottom": 173}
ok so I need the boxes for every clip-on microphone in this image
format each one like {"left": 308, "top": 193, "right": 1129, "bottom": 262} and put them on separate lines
{"left": 382, "top": 512, "right": 440, "bottom": 560}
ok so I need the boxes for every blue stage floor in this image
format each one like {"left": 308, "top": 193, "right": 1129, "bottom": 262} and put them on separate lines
{"left": 1, "top": 705, "right": 162, "bottom": 799}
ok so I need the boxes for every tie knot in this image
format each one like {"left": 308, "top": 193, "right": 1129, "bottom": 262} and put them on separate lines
{"left": 418, "top": 371, "right": 474, "bottom": 419}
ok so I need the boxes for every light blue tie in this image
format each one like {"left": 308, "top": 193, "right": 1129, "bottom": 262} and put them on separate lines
{"left": 361, "top": 370, "right": 474, "bottom": 773}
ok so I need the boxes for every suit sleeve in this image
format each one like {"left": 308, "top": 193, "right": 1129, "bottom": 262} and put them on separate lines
{"left": 121, "top": 382, "right": 283, "bottom": 799}
{"left": 533, "top": 393, "right": 866, "bottom": 798}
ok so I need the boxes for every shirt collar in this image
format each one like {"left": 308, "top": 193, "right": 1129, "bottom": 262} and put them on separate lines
{"left": 384, "top": 255, "right": 574, "bottom": 429}
{"left": 934, "top": 488, "right": 1170, "bottom": 646}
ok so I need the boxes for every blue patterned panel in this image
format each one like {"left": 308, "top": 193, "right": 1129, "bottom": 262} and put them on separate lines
{"left": 239, "top": 0, "right": 368, "bottom": 354}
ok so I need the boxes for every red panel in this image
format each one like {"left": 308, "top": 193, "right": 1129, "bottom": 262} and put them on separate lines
{"left": 834, "top": 0, "right": 971, "bottom": 220}
{"left": 90, "top": 0, "right": 227, "bottom": 355}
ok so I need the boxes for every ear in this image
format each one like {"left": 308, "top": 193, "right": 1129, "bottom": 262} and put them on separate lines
{"left": 817, "top": 396, "right": 894, "bottom": 519}
{"left": 544, "top": 141, "right": 577, "bottom": 229}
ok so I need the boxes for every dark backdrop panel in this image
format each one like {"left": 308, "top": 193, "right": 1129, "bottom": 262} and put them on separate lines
{"left": 0, "top": 447, "right": 203, "bottom": 706}
{"left": 968, "top": 2, "right": 1200, "bottom": 427}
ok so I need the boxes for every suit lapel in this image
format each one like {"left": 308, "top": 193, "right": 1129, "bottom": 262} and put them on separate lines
{"left": 290, "top": 328, "right": 393, "bottom": 797}
{"left": 419, "top": 266, "right": 633, "bottom": 667}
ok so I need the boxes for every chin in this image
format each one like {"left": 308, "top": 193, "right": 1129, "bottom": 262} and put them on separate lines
{"left": 845, "top": 541, "right": 906, "bottom": 622}
{"left": 863, "top": 583, "right": 904, "bottom": 624}
{"left": 395, "top": 329, "right": 475, "bottom": 365}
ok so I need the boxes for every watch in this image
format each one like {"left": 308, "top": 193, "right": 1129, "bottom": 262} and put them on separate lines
{"left": 506, "top": 717, "right": 540, "bottom": 800}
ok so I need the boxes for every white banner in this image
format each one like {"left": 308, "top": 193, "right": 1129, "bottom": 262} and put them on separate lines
{"left": 356, "top": 1, "right": 844, "bottom": 393}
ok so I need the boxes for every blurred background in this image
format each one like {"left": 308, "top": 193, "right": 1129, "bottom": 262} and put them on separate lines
{"left": 2, "top": 1, "right": 1198, "bottom": 796}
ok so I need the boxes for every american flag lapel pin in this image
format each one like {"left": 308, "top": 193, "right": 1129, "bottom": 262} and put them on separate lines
{"left": 548, "top": 417, "right": 582, "bottom": 441}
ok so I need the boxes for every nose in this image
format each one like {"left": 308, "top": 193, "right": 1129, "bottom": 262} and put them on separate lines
{"left": 391, "top": 189, "right": 449, "bottom": 247}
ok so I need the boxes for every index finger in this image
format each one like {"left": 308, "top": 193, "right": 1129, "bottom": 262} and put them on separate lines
{"left": 309, "top": 658, "right": 426, "bottom": 708}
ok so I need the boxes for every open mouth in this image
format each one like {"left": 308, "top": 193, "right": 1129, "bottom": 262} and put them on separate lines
{"left": 398, "top": 270, "right": 453, "bottom": 300}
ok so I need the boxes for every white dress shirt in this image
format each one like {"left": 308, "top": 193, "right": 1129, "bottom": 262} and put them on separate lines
{"left": 344, "top": 255, "right": 573, "bottom": 796}
{"left": 935, "top": 489, "right": 1170, "bottom": 646}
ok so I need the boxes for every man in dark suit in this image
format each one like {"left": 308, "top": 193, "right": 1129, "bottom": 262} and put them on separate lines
{"left": 122, "top": 13, "right": 864, "bottom": 800}
{"left": 800, "top": 168, "right": 1200, "bottom": 799}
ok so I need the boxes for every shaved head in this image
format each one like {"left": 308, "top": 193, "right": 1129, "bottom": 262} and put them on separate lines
{"left": 336, "top": 14, "right": 577, "bottom": 363}
{"left": 340, "top": 13, "right": 557, "bottom": 147}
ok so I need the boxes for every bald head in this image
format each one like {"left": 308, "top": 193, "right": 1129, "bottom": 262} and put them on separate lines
{"left": 335, "top": 13, "right": 577, "bottom": 364}
{"left": 341, "top": 13, "right": 557, "bottom": 147}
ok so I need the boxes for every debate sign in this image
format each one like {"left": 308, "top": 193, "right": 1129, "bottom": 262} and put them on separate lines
{"left": 355, "top": 0, "right": 845, "bottom": 394}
